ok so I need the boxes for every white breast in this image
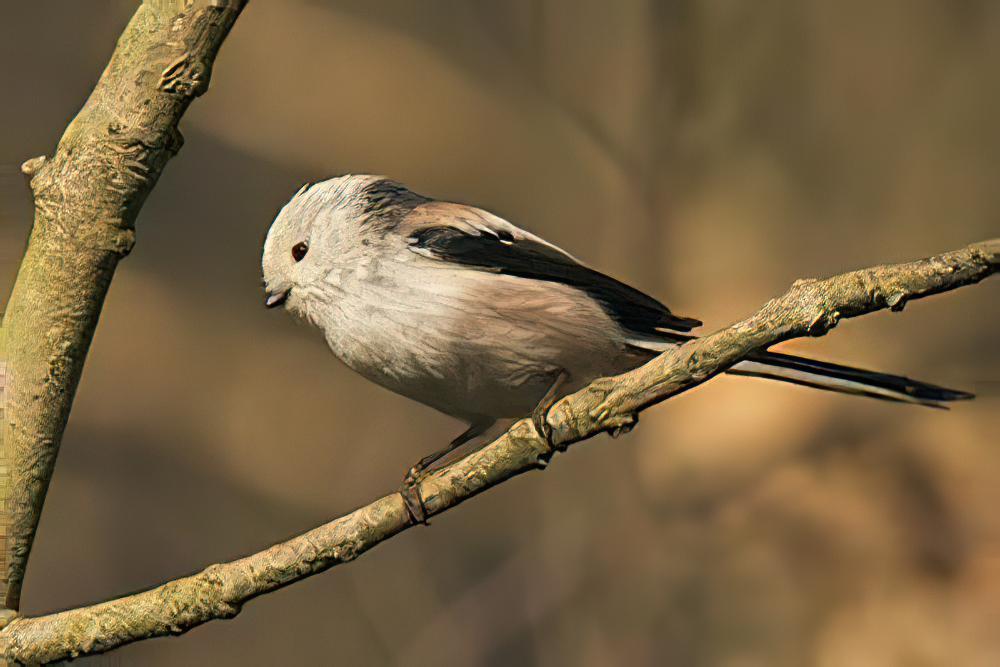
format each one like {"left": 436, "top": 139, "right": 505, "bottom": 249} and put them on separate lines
{"left": 310, "top": 245, "right": 643, "bottom": 421}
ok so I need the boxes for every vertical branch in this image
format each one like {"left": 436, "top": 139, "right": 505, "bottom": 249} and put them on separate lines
{"left": 0, "top": 0, "right": 246, "bottom": 614}
{"left": 0, "top": 360, "right": 7, "bottom": 625}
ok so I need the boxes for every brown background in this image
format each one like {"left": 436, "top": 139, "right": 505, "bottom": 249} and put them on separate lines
{"left": 1, "top": 1, "right": 999, "bottom": 665}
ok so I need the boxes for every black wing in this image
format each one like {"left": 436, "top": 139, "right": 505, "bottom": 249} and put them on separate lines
{"left": 408, "top": 225, "right": 702, "bottom": 335}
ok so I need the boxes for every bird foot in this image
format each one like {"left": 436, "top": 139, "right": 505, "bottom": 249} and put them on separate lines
{"left": 531, "top": 397, "right": 557, "bottom": 448}
{"left": 531, "top": 369, "right": 569, "bottom": 450}
{"left": 399, "top": 465, "right": 430, "bottom": 525}
{"left": 397, "top": 426, "right": 490, "bottom": 526}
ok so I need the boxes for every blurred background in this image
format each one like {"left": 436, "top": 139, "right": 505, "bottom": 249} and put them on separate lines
{"left": 1, "top": 1, "right": 999, "bottom": 665}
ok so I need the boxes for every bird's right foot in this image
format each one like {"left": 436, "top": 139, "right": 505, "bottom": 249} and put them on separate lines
{"left": 531, "top": 369, "right": 570, "bottom": 447}
{"left": 399, "top": 466, "right": 430, "bottom": 525}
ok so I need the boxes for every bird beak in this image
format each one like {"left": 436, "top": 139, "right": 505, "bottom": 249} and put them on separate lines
{"left": 265, "top": 289, "right": 289, "bottom": 308}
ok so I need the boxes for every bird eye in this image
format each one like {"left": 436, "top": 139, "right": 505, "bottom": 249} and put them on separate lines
{"left": 291, "top": 242, "right": 309, "bottom": 262}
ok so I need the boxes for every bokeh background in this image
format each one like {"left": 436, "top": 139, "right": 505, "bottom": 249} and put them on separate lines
{"left": 2, "top": 1, "right": 999, "bottom": 665}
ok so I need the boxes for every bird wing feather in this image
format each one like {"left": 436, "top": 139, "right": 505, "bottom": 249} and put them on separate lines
{"left": 402, "top": 202, "right": 702, "bottom": 337}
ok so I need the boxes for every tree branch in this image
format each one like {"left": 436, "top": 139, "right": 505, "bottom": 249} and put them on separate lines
{"left": 0, "top": 239, "right": 994, "bottom": 664}
{"left": 0, "top": 1, "right": 246, "bottom": 615}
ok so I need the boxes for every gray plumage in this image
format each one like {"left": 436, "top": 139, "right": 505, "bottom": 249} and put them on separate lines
{"left": 262, "top": 175, "right": 972, "bottom": 451}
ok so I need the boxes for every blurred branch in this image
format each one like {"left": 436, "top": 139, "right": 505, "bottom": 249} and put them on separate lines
{"left": 1, "top": 239, "right": 995, "bottom": 663}
{"left": 0, "top": 0, "right": 246, "bottom": 616}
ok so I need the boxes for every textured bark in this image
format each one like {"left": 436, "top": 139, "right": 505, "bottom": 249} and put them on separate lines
{"left": 0, "top": 239, "right": 993, "bottom": 664}
{"left": 0, "top": 0, "right": 246, "bottom": 614}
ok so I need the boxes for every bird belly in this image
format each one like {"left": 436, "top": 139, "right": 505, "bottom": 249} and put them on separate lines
{"left": 322, "top": 266, "right": 644, "bottom": 420}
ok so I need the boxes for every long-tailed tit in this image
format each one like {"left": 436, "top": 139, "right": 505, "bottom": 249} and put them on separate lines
{"left": 262, "top": 175, "right": 972, "bottom": 520}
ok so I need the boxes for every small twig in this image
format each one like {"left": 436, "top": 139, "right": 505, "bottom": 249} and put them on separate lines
{"left": 0, "top": 239, "right": 994, "bottom": 664}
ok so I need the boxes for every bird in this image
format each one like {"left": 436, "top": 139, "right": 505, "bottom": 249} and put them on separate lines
{"left": 262, "top": 174, "right": 973, "bottom": 521}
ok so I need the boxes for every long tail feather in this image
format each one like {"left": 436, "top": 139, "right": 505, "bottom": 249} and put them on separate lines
{"left": 728, "top": 350, "right": 974, "bottom": 407}
{"left": 627, "top": 337, "right": 973, "bottom": 407}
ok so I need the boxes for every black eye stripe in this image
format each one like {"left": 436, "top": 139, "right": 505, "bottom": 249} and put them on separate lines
{"left": 292, "top": 241, "right": 309, "bottom": 262}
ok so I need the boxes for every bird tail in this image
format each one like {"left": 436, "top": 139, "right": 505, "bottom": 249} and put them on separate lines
{"left": 728, "top": 350, "right": 974, "bottom": 407}
{"left": 627, "top": 336, "right": 973, "bottom": 408}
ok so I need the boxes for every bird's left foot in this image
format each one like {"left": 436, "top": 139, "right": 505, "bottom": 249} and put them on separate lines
{"left": 397, "top": 419, "right": 496, "bottom": 525}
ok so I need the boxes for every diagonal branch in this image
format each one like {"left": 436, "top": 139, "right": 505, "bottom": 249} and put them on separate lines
{"left": 0, "top": 239, "right": 995, "bottom": 664}
{"left": 0, "top": 0, "right": 246, "bottom": 615}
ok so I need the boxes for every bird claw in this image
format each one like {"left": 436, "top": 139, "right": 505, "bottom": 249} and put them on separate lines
{"left": 532, "top": 404, "right": 554, "bottom": 446}
{"left": 400, "top": 467, "right": 430, "bottom": 525}
{"left": 531, "top": 369, "right": 570, "bottom": 450}
{"left": 398, "top": 420, "right": 495, "bottom": 526}
{"left": 610, "top": 417, "right": 637, "bottom": 438}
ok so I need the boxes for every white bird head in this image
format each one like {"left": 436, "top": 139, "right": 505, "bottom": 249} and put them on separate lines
{"left": 261, "top": 174, "right": 401, "bottom": 315}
